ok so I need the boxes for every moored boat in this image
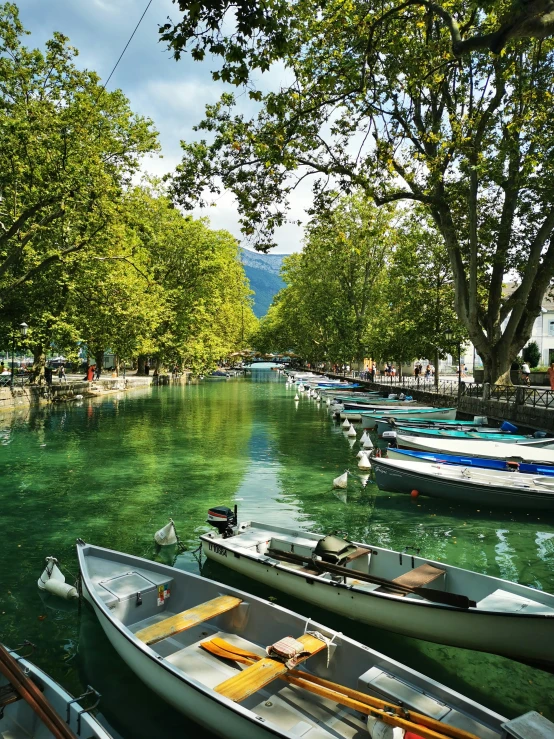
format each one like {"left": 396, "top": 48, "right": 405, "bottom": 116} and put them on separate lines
{"left": 395, "top": 433, "right": 554, "bottom": 459}
{"left": 375, "top": 418, "right": 491, "bottom": 436}
{"left": 0, "top": 643, "right": 112, "bottom": 738}
{"left": 77, "top": 540, "right": 514, "bottom": 739}
{"left": 389, "top": 426, "right": 554, "bottom": 445}
{"left": 360, "top": 407, "right": 456, "bottom": 429}
{"left": 371, "top": 455, "right": 554, "bottom": 509}
{"left": 200, "top": 515, "right": 554, "bottom": 667}
{"left": 387, "top": 447, "right": 554, "bottom": 476}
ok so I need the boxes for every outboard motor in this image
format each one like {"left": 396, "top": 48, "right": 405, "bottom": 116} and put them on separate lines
{"left": 207, "top": 505, "right": 237, "bottom": 538}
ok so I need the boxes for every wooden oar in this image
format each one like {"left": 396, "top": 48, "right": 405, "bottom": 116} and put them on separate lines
{"left": 267, "top": 548, "right": 476, "bottom": 609}
{"left": 201, "top": 639, "right": 480, "bottom": 739}
{"left": 0, "top": 645, "right": 78, "bottom": 739}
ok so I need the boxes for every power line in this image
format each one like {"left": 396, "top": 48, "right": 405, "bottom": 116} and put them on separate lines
{"left": 100, "top": 0, "right": 153, "bottom": 94}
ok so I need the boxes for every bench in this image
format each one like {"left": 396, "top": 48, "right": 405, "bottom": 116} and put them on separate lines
{"left": 214, "top": 633, "right": 326, "bottom": 703}
{"left": 392, "top": 563, "right": 445, "bottom": 589}
{"left": 136, "top": 595, "right": 242, "bottom": 646}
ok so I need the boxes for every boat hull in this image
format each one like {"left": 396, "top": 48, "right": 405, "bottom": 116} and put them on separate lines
{"left": 361, "top": 408, "right": 456, "bottom": 429}
{"left": 395, "top": 433, "right": 554, "bottom": 460}
{"left": 81, "top": 578, "right": 283, "bottom": 739}
{"left": 201, "top": 535, "right": 554, "bottom": 666}
{"left": 372, "top": 456, "right": 554, "bottom": 510}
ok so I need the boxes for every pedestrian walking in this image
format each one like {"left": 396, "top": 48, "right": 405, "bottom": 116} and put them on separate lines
{"left": 521, "top": 361, "right": 531, "bottom": 386}
{"left": 144, "top": 362, "right": 150, "bottom": 376}
{"left": 95, "top": 365, "right": 101, "bottom": 380}
{"left": 58, "top": 364, "right": 66, "bottom": 383}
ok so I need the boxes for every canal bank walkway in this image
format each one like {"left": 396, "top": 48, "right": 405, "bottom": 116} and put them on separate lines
{"left": 310, "top": 369, "right": 554, "bottom": 432}
{"left": 0, "top": 372, "right": 189, "bottom": 415}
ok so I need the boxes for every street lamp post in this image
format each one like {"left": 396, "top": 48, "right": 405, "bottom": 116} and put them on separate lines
{"left": 444, "top": 328, "right": 461, "bottom": 398}
{"left": 11, "top": 322, "right": 28, "bottom": 387}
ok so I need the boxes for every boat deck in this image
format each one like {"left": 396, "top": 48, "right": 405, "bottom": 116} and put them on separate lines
{"left": 129, "top": 618, "right": 368, "bottom": 738}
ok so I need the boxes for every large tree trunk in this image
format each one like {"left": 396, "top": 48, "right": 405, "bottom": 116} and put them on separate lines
{"left": 32, "top": 345, "right": 46, "bottom": 385}
{"left": 482, "top": 343, "right": 515, "bottom": 385}
{"left": 137, "top": 355, "right": 146, "bottom": 375}
{"left": 94, "top": 349, "right": 104, "bottom": 378}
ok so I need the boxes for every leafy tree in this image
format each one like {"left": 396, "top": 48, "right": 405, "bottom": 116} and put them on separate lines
{"left": 369, "top": 212, "right": 466, "bottom": 378}
{"left": 252, "top": 195, "right": 392, "bottom": 364}
{"left": 164, "top": 0, "right": 554, "bottom": 385}
{"left": 522, "top": 341, "right": 541, "bottom": 369}
{"left": 0, "top": 4, "right": 158, "bottom": 305}
{"left": 123, "top": 185, "right": 257, "bottom": 373}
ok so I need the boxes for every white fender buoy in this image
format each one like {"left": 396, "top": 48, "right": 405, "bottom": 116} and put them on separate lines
{"left": 74, "top": 394, "right": 83, "bottom": 400}
{"left": 315, "top": 395, "right": 321, "bottom": 403}
{"left": 360, "top": 431, "right": 369, "bottom": 445}
{"left": 359, "top": 473, "right": 370, "bottom": 487}
{"left": 367, "top": 716, "right": 405, "bottom": 738}
{"left": 155, "top": 519, "right": 178, "bottom": 546}
{"left": 342, "top": 417, "right": 351, "bottom": 429}
{"left": 347, "top": 424, "right": 357, "bottom": 438}
{"left": 356, "top": 450, "right": 365, "bottom": 459}
{"left": 333, "top": 471, "right": 348, "bottom": 489}
{"left": 358, "top": 453, "right": 371, "bottom": 471}
{"left": 326, "top": 398, "right": 331, "bottom": 406}
{"left": 363, "top": 436, "right": 374, "bottom": 449}
{"left": 294, "top": 393, "right": 300, "bottom": 401}
{"left": 37, "top": 557, "right": 78, "bottom": 600}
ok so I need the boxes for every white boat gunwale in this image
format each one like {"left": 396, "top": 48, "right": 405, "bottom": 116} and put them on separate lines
{"left": 200, "top": 522, "right": 554, "bottom": 621}
{"left": 1, "top": 646, "right": 113, "bottom": 739}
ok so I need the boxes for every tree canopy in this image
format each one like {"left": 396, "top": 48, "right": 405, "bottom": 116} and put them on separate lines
{"left": 0, "top": 6, "right": 256, "bottom": 375}
{"left": 164, "top": 0, "right": 554, "bottom": 383}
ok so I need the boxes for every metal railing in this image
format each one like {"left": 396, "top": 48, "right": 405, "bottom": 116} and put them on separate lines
{"left": 310, "top": 367, "right": 554, "bottom": 409}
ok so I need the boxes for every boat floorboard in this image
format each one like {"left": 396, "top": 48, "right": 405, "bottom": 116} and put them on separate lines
{"left": 163, "top": 630, "right": 367, "bottom": 738}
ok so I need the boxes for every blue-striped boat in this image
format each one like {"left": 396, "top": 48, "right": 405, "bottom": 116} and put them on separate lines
{"left": 387, "top": 447, "right": 554, "bottom": 476}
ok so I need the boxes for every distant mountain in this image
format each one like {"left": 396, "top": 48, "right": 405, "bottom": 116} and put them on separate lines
{"left": 239, "top": 247, "right": 286, "bottom": 317}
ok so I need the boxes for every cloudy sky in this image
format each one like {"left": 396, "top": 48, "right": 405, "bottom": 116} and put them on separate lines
{"left": 16, "top": 0, "right": 306, "bottom": 253}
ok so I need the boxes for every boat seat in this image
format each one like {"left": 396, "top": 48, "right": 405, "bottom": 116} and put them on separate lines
{"left": 476, "top": 589, "right": 554, "bottom": 615}
{"left": 135, "top": 595, "right": 242, "bottom": 645}
{"left": 0, "top": 684, "right": 20, "bottom": 708}
{"left": 392, "top": 563, "right": 445, "bottom": 589}
{"left": 214, "top": 633, "right": 327, "bottom": 703}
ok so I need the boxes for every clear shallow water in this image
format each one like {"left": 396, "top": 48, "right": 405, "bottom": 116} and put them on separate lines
{"left": 1, "top": 371, "right": 554, "bottom": 737}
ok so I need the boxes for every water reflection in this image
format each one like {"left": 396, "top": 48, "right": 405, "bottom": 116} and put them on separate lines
{"left": 0, "top": 371, "right": 553, "bottom": 734}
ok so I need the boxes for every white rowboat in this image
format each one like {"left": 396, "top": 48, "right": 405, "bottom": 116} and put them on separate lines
{"left": 201, "top": 519, "right": 554, "bottom": 667}
{"left": 0, "top": 645, "right": 112, "bottom": 738}
{"left": 78, "top": 540, "right": 522, "bottom": 739}
{"left": 395, "top": 433, "right": 554, "bottom": 463}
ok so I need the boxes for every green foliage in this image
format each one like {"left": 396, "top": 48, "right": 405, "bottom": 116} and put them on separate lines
{"left": 0, "top": 9, "right": 256, "bottom": 375}
{"left": 0, "top": 3, "right": 158, "bottom": 306}
{"left": 253, "top": 194, "right": 394, "bottom": 362}
{"left": 368, "top": 211, "right": 467, "bottom": 363}
{"left": 166, "top": 0, "right": 554, "bottom": 383}
{"left": 522, "top": 341, "right": 541, "bottom": 369}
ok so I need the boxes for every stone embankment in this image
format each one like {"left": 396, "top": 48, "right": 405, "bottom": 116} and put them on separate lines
{"left": 0, "top": 373, "right": 188, "bottom": 414}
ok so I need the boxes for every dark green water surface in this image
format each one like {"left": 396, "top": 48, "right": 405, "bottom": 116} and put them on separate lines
{"left": 1, "top": 371, "right": 554, "bottom": 737}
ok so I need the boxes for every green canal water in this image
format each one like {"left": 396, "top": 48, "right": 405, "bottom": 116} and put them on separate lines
{"left": 1, "top": 370, "right": 554, "bottom": 737}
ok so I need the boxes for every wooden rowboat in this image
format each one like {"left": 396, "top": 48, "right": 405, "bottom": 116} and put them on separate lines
{"left": 200, "top": 518, "right": 554, "bottom": 668}
{"left": 0, "top": 643, "right": 111, "bottom": 738}
{"left": 77, "top": 540, "right": 516, "bottom": 739}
